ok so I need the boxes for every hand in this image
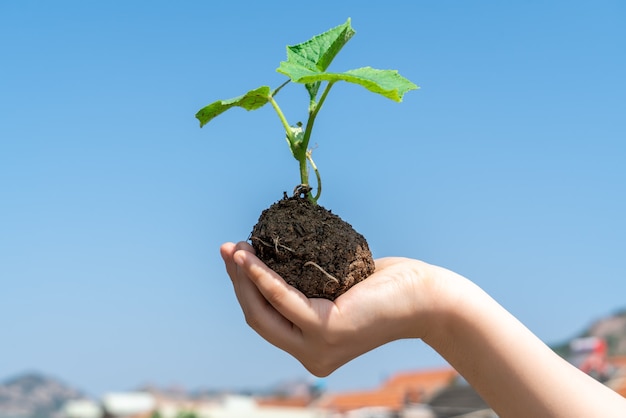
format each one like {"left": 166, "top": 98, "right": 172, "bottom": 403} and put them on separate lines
{"left": 221, "top": 241, "right": 626, "bottom": 417}
{"left": 220, "top": 241, "right": 444, "bottom": 376}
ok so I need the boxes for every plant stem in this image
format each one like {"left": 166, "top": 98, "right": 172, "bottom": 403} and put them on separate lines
{"left": 299, "top": 81, "right": 335, "bottom": 204}
{"left": 301, "top": 81, "right": 335, "bottom": 152}
{"left": 268, "top": 82, "right": 334, "bottom": 205}
{"left": 272, "top": 80, "right": 290, "bottom": 96}
{"left": 299, "top": 158, "right": 311, "bottom": 201}
{"left": 267, "top": 95, "right": 293, "bottom": 141}
{"left": 268, "top": 93, "right": 310, "bottom": 194}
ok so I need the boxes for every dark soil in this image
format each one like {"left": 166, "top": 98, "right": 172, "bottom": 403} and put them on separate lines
{"left": 250, "top": 195, "right": 375, "bottom": 300}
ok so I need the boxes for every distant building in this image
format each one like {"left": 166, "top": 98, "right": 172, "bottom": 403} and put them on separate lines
{"left": 63, "top": 399, "right": 102, "bottom": 418}
{"left": 62, "top": 391, "right": 325, "bottom": 418}
{"left": 102, "top": 392, "right": 155, "bottom": 418}
{"left": 187, "top": 394, "right": 325, "bottom": 418}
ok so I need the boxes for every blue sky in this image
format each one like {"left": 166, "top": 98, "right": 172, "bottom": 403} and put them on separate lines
{"left": 1, "top": 0, "right": 625, "bottom": 397}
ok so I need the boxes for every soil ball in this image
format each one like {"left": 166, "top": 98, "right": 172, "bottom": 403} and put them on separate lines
{"left": 250, "top": 196, "right": 375, "bottom": 300}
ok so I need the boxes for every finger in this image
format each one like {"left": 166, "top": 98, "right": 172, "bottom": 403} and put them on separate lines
{"left": 234, "top": 240, "right": 255, "bottom": 254}
{"left": 233, "top": 249, "right": 329, "bottom": 332}
{"left": 221, "top": 242, "right": 268, "bottom": 320}
{"left": 221, "top": 242, "right": 307, "bottom": 352}
{"left": 229, "top": 253, "right": 306, "bottom": 353}
{"left": 221, "top": 241, "right": 257, "bottom": 283}
{"left": 220, "top": 242, "right": 239, "bottom": 282}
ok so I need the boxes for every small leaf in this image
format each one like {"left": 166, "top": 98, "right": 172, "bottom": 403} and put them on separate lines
{"left": 195, "top": 86, "right": 271, "bottom": 127}
{"left": 286, "top": 123, "right": 305, "bottom": 159}
{"left": 282, "top": 19, "right": 355, "bottom": 103}
{"left": 278, "top": 64, "right": 418, "bottom": 102}
{"left": 284, "top": 18, "right": 355, "bottom": 73}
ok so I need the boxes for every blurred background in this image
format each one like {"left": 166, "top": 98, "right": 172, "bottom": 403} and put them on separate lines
{"left": 1, "top": 0, "right": 625, "bottom": 400}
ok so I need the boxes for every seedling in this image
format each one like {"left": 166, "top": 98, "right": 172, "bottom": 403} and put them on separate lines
{"left": 195, "top": 18, "right": 417, "bottom": 204}
{"left": 196, "top": 19, "right": 418, "bottom": 300}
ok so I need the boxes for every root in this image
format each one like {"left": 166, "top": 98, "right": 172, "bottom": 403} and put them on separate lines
{"left": 250, "top": 235, "right": 294, "bottom": 253}
{"left": 304, "top": 261, "right": 340, "bottom": 284}
{"left": 293, "top": 184, "right": 313, "bottom": 199}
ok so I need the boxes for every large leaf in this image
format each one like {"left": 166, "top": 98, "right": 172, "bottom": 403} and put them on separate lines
{"left": 277, "top": 63, "right": 418, "bottom": 102}
{"left": 195, "top": 86, "right": 271, "bottom": 127}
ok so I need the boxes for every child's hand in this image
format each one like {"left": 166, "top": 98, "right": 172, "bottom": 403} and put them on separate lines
{"left": 220, "top": 241, "right": 443, "bottom": 376}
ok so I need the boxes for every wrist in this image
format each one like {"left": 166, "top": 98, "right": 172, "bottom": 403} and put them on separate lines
{"left": 416, "top": 265, "right": 480, "bottom": 353}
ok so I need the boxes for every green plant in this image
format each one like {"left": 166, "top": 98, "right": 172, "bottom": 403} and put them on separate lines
{"left": 176, "top": 412, "right": 199, "bottom": 418}
{"left": 195, "top": 18, "right": 417, "bottom": 204}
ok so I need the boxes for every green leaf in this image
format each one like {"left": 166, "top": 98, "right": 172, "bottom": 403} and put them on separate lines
{"left": 284, "top": 18, "right": 355, "bottom": 73}
{"left": 195, "top": 86, "right": 271, "bottom": 127}
{"left": 286, "top": 123, "right": 305, "bottom": 159}
{"left": 277, "top": 19, "right": 417, "bottom": 102}
{"left": 282, "top": 18, "right": 355, "bottom": 102}
{"left": 277, "top": 64, "right": 418, "bottom": 102}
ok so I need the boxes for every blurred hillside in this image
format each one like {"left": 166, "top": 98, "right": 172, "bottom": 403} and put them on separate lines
{"left": 552, "top": 309, "right": 626, "bottom": 358}
{"left": 0, "top": 373, "right": 82, "bottom": 418}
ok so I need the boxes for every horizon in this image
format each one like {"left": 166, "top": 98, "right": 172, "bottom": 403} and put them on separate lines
{"left": 1, "top": 1, "right": 625, "bottom": 398}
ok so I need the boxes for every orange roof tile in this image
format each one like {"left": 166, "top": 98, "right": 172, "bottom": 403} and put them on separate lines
{"left": 257, "top": 395, "right": 312, "bottom": 408}
{"left": 318, "top": 387, "right": 405, "bottom": 412}
{"left": 383, "top": 367, "right": 458, "bottom": 393}
{"left": 318, "top": 367, "right": 458, "bottom": 413}
{"left": 609, "top": 356, "right": 626, "bottom": 369}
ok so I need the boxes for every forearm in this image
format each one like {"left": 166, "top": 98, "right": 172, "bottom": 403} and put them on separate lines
{"left": 422, "top": 269, "right": 626, "bottom": 417}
